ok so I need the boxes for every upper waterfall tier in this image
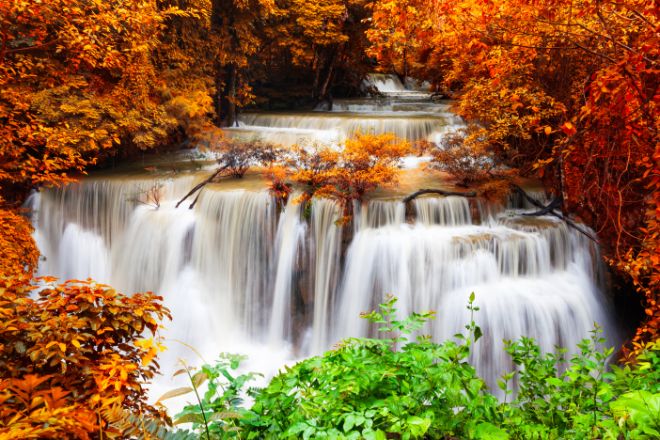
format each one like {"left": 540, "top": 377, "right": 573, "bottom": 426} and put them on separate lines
{"left": 226, "top": 111, "right": 459, "bottom": 146}
{"left": 222, "top": 74, "right": 463, "bottom": 147}
{"left": 363, "top": 73, "right": 432, "bottom": 99}
{"left": 318, "top": 98, "right": 453, "bottom": 114}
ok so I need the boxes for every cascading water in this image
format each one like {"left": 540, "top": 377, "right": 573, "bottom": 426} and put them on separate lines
{"left": 224, "top": 74, "right": 463, "bottom": 147}
{"left": 333, "top": 201, "right": 616, "bottom": 391}
{"left": 269, "top": 196, "right": 307, "bottom": 344}
{"left": 28, "top": 75, "right": 620, "bottom": 402}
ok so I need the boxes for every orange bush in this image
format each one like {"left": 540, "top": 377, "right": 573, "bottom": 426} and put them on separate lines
{"left": 286, "top": 133, "right": 411, "bottom": 215}
{"left": 0, "top": 208, "right": 39, "bottom": 280}
{"left": 0, "top": 276, "right": 171, "bottom": 439}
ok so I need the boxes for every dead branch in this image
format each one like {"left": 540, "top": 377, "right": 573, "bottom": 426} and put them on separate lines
{"left": 511, "top": 184, "right": 599, "bottom": 242}
{"left": 522, "top": 196, "right": 562, "bottom": 216}
{"left": 402, "top": 188, "right": 477, "bottom": 204}
{"left": 175, "top": 165, "right": 228, "bottom": 209}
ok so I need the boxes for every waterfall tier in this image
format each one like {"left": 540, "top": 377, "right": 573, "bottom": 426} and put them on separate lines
{"left": 30, "top": 177, "right": 619, "bottom": 393}
{"left": 227, "top": 112, "right": 457, "bottom": 146}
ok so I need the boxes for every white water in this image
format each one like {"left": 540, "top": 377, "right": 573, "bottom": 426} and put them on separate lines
{"left": 224, "top": 74, "right": 463, "bottom": 147}
{"left": 269, "top": 196, "right": 307, "bottom": 343}
{"left": 28, "top": 75, "right": 620, "bottom": 401}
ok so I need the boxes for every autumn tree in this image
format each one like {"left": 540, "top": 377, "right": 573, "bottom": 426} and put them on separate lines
{"left": 176, "top": 133, "right": 285, "bottom": 207}
{"left": 285, "top": 133, "right": 411, "bottom": 217}
{"left": 428, "top": 127, "right": 498, "bottom": 187}
{"left": 0, "top": 0, "right": 213, "bottom": 203}
{"left": 202, "top": 0, "right": 278, "bottom": 126}
{"left": 243, "top": 0, "right": 372, "bottom": 107}
{"left": 366, "top": 0, "right": 440, "bottom": 83}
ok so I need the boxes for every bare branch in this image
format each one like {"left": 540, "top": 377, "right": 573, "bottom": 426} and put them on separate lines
{"left": 175, "top": 165, "right": 228, "bottom": 209}
{"left": 403, "top": 188, "right": 477, "bottom": 204}
{"left": 511, "top": 184, "right": 599, "bottom": 242}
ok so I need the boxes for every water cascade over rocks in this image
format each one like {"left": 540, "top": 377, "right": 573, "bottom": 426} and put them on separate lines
{"left": 28, "top": 75, "right": 620, "bottom": 397}
{"left": 224, "top": 74, "right": 461, "bottom": 147}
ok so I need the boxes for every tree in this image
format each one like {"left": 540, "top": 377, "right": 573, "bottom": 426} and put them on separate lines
{"left": 285, "top": 133, "right": 412, "bottom": 218}
{"left": 366, "top": 0, "right": 438, "bottom": 82}
{"left": 0, "top": 0, "right": 211, "bottom": 202}
{"left": 204, "top": 0, "right": 276, "bottom": 126}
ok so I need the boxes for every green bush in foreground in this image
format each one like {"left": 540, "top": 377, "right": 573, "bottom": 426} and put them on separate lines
{"left": 168, "top": 295, "right": 660, "bottom": 439}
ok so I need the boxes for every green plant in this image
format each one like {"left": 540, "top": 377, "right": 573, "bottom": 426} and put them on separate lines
{"left": 499, "top": 329, "right": 660, "bottom": 439}
{"left": 168, "top": 296, "right": 660, "bottom": 440}
{"left": 159, "top": 354, "right": 261, "bottom": 439}
{"left": 238, "top": 294, "right": 502, "bottom": 439}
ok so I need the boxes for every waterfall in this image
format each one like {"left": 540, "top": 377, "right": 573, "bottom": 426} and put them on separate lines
{"left": 229, "top": 112, "right": 452, "bottom": 146}
{"left": 333, "top": 215, "right": 616, "bottom": 391}
{"left": 359, "top": 199, "right": 406, "bottom": 229}
{"left": 269, "top": 196, "right": 306, "bottom": 344}
{"left": 308, "top": 198, "right": 343, "bottom": 353}
{"left": 30, "top": 180, "right": 619, "bottom": 396}
{"left": 365, "top": 73, "right": 407, "bottom": 93}
{"left": 224, "top": 74, "right": 464, "bottom": 147}
{"left": 414, "top": 196, "right": 472, "bottom": 226}
{"left": 192, "top": 190, "right": 277, "bottom": 337}
{"left": 28, "top": 86, "right": 620, "bottom": 400}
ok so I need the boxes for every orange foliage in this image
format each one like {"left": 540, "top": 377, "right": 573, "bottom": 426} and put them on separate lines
{"left": 0, "top": 276, "right": 171, "bottom": 439}
{"left": 366, "top": 0, "right": 440, "bottom": 81}
{"left": 0, "top": 0, "right": 209, "bottom": 201}
{"left": 287, "top": 133, "right": 411, "bottom": 214}
{"left": 0, "top": 208, "right": 39, "bottom": 280}
{"left": 339, "top": 133, "right": 412, "bottom": 200}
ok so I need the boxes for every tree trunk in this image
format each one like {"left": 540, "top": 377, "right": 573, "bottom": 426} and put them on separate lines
{"left": 222, "top": 64, "right": 237, "bottom": 127}
{"left": 210, "top": 0, "right": 239, "bottom": 127}
{"left": 317, "top": 48, "right": 339, "bottom": 105}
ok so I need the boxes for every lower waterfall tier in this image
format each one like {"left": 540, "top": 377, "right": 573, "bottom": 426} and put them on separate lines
{"left": 29, "top": 176, "right": 620, "bottom": 396}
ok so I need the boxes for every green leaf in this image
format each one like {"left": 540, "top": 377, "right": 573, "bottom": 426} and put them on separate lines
{"left": 473, "top": 422, "right": 509, "bottom": 440}
{"left": 344, "top": 414, "right": 357, "bottom": 432}
{"left": 474, "top": 325, "right": 483, "bottom": 342}
{"left": 406, "top": 416, "right": 431, "bottom": 437}
{"left": 362, "top": 429, "right": 387, "bottom": 440}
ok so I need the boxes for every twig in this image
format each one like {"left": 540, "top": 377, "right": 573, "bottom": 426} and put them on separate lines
{"left": 522, "top": 196, "right": 562, "bottom": 216}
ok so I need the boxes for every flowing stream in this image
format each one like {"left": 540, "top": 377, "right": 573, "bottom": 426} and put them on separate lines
{"left": 28, "top": 74, "right": 620, "bottom": 401}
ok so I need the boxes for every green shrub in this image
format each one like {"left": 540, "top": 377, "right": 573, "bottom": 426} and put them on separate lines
{"left": 166, "top": 295, "right": 660, "bottom": 439}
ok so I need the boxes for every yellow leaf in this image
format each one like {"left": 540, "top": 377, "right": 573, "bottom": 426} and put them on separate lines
{"left": 156, "top": 387, "right": 193, "bottom": 402}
